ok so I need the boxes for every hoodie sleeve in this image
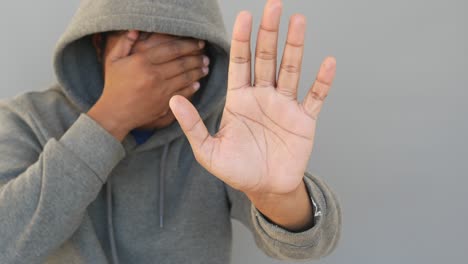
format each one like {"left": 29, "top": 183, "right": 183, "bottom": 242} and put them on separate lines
{"left": 225, "top": 171, "right": 342, "bottom": 261}
{"left": 0, "top": 107, "right": 126, "bottom": 263}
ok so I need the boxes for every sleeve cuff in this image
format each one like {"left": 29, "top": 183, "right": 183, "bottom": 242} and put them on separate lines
{"left": 250, "top": 173, "right": 325, "bottom": 247}
{"left": 59, "top": 113, "right": 126, "bottom": 183}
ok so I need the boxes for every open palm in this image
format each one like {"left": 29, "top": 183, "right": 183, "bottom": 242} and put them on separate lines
{"left": 169, "top": 0, "right": 337, "bottom": 196}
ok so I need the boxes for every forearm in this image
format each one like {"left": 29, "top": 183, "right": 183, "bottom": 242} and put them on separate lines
{"left": 245, "top": 178, "right": 315, "bottom": 232}
{"left": 0, "top": 114, "right": 126, "bottom": 260}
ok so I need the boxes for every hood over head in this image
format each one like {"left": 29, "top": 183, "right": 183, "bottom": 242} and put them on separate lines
{"left": 53, "top": 1, "right": 230, "bottom": 263}
{"left": 53, "top": 0, "right": 230, "bottom": 148}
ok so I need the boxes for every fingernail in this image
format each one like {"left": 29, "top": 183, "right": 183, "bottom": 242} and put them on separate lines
{"left": 324, "top": 58, "right": 336, "bottom": 71}
{"left": 127, "top": 30, "right": 139, "bottom": 41}
{"left": 203, "top": 56, "right": 210, "bottom": 66}
{"left": 202, "top": 67, "right": 209, "bottom": 75}
{"left": 199, "top": 40, "right": 206, "bottom": 49}
{"left": 193, "top": 82, "right": 201, "bottom": 91}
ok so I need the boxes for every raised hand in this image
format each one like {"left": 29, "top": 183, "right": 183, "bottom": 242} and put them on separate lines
{"left": 169, "top": 0, "right": 337, "bottom": 197}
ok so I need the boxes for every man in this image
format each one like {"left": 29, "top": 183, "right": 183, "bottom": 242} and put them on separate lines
{"left": 0, "top": 0, "right": 341, "bottom": 263}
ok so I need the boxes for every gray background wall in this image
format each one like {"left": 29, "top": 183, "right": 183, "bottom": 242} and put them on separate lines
{"left": 1, "top": 0, "right": 466, "bottom": 263}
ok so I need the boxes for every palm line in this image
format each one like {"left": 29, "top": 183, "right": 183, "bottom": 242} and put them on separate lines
{"left": 225, "top": 106, "right": 294, "bottom": 157}
{"left": 224, "top": 107, "right": 271, "bottom": 191}
{"left": 232, "top": 109, "right": 267, "bottom": 191}
{"left": 228, "top": 88, "right": 311, "bottom": 142}
{"left": 225, "top": 107, "right": 265, "bottom": 159}
{"left": 262, "top": 125, "right": 270, "bottom": 179}
{"left": 252, "top": 92, "right": 313, "bottom": 141}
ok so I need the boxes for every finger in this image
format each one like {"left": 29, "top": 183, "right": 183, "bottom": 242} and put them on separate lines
{"left": 277, "top": 14, "right": 306, "bottom": 99}
{"left": 169, "top": 95, "right": 213, "bottom": 164}
{"left": 172, "top": 82, "right": 201, "bottom": 98}
{"left": 188, "top": 50, "right": 205, "bottom": 56}
{"left": 254, "top": 0, "right": 282, "bottom": 87}
{"left": 166, "top": 67, "right": 209, "bottom": 91}
{"left": 130, "top": 33, "right": 184, "bottom": 54}
{"left": 159, "top": 49, "right": 204, "bottom": 57}
{"left": 153, "top": 83, "right": 201, "bottom": 119}
{"left": 228, "top": 11, "right": 253, "bottom": 91}
{"left": 145, "top": 39, "right": 205, "bottom": 65}
{"left": 152, "top": 82, "right": 201, "bottom": 120}
{"left": 301, "top": 57, "right": 337, "bottom": 120}
{"left": 107, "top": 30, "right": 139, "bottom": 63}
{"left": 160, "top": 55, "right": 210, "bottom": 80}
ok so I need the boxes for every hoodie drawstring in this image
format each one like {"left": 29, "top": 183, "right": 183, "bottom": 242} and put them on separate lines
{"left": 159, "top": 143, "right": 169, "bottom": 228}
{"left": 106, "top": 180, "right": 119, "bottom": 264}
{"left": 106, "top": 142, "right": 171, "bottom": 264}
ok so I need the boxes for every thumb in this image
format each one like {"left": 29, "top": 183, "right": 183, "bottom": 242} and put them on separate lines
{"left": 107, "top": 30, "right": 139, "bottom": 63}
{"left": 169, "top": 95, "right": 213, "bottom": 164}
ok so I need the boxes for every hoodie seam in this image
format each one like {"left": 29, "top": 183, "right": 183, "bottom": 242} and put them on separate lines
{"left": 30, "top": 90, "right": 75, "bottom": 145}
{"left": 77, "top": 13, "right": 218, "bottom": 31}
{"left": 0, "top": 98, "right": 48, "bottom": 147}
{"left": 55, "top": 139, "right": 105, "bottom": 184}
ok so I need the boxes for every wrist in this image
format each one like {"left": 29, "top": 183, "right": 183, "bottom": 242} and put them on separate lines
{"left": 87, "top": 101, "right": 131, "bottom": 142}
{"left": 245, "top": 181, "right": 303, "bottom": 212}
{"left": 246, "top": 180, "right": 315, "bottom": 232}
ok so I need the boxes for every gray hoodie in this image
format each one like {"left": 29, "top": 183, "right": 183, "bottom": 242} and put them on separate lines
{"left": 0, "top": 0, "right": 342, "bottom": 263}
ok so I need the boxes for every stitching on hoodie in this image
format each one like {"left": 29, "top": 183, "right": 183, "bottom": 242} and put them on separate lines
{"left": 78, "top": 13, "right": 218, "bottom": 30}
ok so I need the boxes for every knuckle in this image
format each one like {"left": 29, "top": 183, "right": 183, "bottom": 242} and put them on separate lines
{"left": 280, "top": 64, "right": 301, "bottom": 74}
{"left": 312, "top": 79, "right": 331, "bottom": 101}
{"left": 192, "top": 56, "right": 202, "bottom": 68}
{"left": 135, "top": 78, "right": 148, "bottom": 93}
{"left": 199, "top": 56, "right": 206, "bottom": 66}
{"left": 133, "top": 53, "right": 147, "bottom": 66}
{"left": 140, "top": 76, "right": 152, "bottom": 88}
{"left": 141, "top": 70, "right": 159, "bottom": 87}
{"left": 183, "top": 70, "right": 194, "bottom": 82}
{"left": 309, "top": 90, "right": 327, "bottom": 101}
{"left": 169, "top": 42, "right": 183, "bottom": 56}
{"left": 178, "top": 57, "right": 188, "bottom": 70}
{"left": 230, "top": 55, "right": 250, "bottom": 64}
{"left": 161, "top": 109, "right": 169, "bottom": 116}
{"left": 147, "top": 72, "right": 159, "bottom": 83}
{"left": 256, "top": 49, "right": 276, "bottom": 61}
{"left": 196, "top": 68, "right": 205, "bottom": 77}
{"left": 286, "top": 41, "right": 304, "bottom": 48}
{"left": 144, "top": 49, "right": 160, "bottom": 64}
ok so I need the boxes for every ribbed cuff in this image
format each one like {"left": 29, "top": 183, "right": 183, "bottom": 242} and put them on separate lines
{"left": 251, "top": 173, "right": 325, "bottom": 247}
{"left": 59, "top": 113, "right": 126, "bottom": 183}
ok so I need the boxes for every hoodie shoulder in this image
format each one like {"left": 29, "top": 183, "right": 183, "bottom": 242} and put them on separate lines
{"left": 0, "top": 84, "right": 82, "bottom": 144}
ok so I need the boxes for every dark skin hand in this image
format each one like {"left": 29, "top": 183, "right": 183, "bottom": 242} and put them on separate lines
{"left": 88, "top": 30, "right": 210, "bottom": 139}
